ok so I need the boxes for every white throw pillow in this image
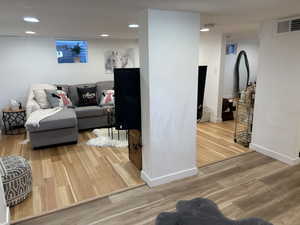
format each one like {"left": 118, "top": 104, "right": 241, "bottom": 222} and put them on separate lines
{"left": 33, "top": 89, "right": 50, "bottom": 109}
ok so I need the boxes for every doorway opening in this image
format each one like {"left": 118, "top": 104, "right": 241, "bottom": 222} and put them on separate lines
{"left": 197, "top": 37, "right": 259, "bottom": 167}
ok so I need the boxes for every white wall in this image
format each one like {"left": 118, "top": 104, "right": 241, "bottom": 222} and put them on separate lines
{"left": 199, "top": 32, "right": 224, "bottom": 122}
{"left": 251, "top": 20, "right": 300, "bottom": 165}
{"left": 223, "top": 39, "right": 259, "bottom": 98}
{"left": 0, "top": 37, "right": 139, "bottom": 110}
{"left": 139, "top": 9, "right": 199, "bottom": 186}
{"left": 198, "top": 33, "right": 259, "bottom": 122}
{"left": 0, "top": 34, "right": 224, "bottom": 124}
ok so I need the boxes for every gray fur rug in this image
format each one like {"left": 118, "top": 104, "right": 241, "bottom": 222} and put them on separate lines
{"left": 156, "top": 198, "right": 273, "bottom": 225}
{"left": 86, "top": 128, "right": 128, "bottom": 148}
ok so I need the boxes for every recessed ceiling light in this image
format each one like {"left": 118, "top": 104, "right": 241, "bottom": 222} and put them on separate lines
{"left": 99, "top": 34, "right": 110, "bottom": 37}
{"left": 23, "top": 17, "right": 40, "bottom": 23}
{"left": 200, "top": 28, "right": 210, "bottom": 32}
{"left": 25, "top": 30, "right": 36, "bottom": 34}
{"left": 128, "top": 24, "right": 139, "bottom": 28}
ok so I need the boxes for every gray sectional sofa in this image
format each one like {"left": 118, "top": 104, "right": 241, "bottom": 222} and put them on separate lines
{"left": 26, "top": 81, "right": 114, "bottom": 149}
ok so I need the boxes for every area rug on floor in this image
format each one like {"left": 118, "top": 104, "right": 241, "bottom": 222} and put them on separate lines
{"left": 86, "top": 128, "right": 128, "bottom": 148}
{"left": 156, "top": 198, "right": 273, "bottom": 225}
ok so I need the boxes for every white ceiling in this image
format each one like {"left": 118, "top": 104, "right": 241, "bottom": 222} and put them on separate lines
{"left": 1, "top": 0, "right": 300, "bottom": 39}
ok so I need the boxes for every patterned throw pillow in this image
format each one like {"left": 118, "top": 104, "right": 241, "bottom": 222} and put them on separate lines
{"left": 77, "top": 86, "right": 98, "bottom": 106}
{"left": 100, "top": 90, "right": 115, "bottom": 106}
{"left": 45, "top": 90, "right": 72, "bottom": 108}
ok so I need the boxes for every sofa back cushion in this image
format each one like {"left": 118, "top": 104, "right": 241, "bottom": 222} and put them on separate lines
{"left": 26, "top": 84, "right": 56, "bottom": 117}
{"left": 57, "top": 81, "right": 113, "bottom": 107}
{"left": 97, "top": 81, "right": 114, "bottom": 91}
{"left": 33, "top": 86, "right": 57, "bottom": 109}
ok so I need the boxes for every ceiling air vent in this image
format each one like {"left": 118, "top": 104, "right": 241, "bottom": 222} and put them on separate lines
{"left": 277, "top": 17, "right": 300, "bottom": 34}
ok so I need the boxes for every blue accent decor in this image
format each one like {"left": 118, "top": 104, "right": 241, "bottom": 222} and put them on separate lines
{"left": 56, "top": 40, "right": 88, "bottom": 63}
{"left": 226, "top": 43, "right": 238, "bottom": 55}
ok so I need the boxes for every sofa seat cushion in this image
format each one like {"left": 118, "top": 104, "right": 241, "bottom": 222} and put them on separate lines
{"left": 75, "top": 106, "right": 108, "bottom": 119}
{"left": 27, "top": 108, "right": 77, "bottom": 133}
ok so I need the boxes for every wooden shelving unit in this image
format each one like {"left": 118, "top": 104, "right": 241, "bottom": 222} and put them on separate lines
{"left": 234, "top": 101, "right": 254, "bottom": 147}
{"left": 234, "top": 85, "right": 256, "bottom": 147}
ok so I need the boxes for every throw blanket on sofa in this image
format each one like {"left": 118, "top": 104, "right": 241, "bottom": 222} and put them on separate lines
{"left": 25, "top": 107, "right": 62, "bottom": 128}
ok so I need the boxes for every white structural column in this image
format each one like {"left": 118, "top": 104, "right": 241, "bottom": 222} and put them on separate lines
{"left": 139, "top": 9, "right": 200, "bottom": 187}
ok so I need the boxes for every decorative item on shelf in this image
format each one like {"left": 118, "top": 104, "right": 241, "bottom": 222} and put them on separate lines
{"left": 234, "top": 83, "right": 256, "bottom": 147}
{"left": 222, "top": 98, "right": 236, "bottom": 121}
{"left": 240, "top": 90, "right": 246, "bottom": 103}
{"left": 10, "top": 99, "right": 20, "bottom": 111}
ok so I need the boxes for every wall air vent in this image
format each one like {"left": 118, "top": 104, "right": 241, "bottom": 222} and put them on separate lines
{"left": 277, "top": 17, "right": 300, "bottom": 34}
{"left": 291, "top": 19, "right": 300, "bottom": 31}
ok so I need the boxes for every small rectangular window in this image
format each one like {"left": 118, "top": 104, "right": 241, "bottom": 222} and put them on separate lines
{"left": 56, "top": 40, "right": 88, "bottom": 63}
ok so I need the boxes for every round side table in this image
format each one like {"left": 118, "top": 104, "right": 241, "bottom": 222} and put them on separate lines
{"left": 2, "top": 108, "right": 26, "bottom": 135}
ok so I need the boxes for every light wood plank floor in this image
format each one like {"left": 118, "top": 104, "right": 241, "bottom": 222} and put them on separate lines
{"left": 0, "top": 131, "right": 144, "bottom": 222}
{"left": 197, "top": 121, "right": 251, "bottom": 167}
{"left": 2, "top": 120, "right": 249, "bottom": 222}
{"left": 15, "top": 152, "right": 297, "bottom": 225}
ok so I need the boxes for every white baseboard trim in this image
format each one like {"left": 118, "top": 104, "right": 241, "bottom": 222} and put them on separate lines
{"left": 250, "top": 143, "right": 300, "bottom": 166}
{"left": 141, "top": 167, "right": 198, "bottom": 187}
{"left": 0, "top": 207, "right": 10, "bottom": 225}
{"left": 210, "top": 116, "right": 222, "bottom": 123}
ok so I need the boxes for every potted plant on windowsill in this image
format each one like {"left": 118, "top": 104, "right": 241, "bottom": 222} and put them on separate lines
{"left": 72, "top": 44, "right": 81, "bottom": 63}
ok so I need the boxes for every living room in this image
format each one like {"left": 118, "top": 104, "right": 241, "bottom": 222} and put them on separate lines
{"left": 1, "top": 1, "right": 300, "bottom": 225}
{"left": 0, "top": 27, "right": 256, "bottom": 222}
{"left": 0, "top": 36, "right": 144, "bottom": 221}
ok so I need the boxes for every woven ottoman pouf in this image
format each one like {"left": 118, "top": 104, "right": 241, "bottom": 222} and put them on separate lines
{"left": 0, "top": 156, "right": 32, "bottom": 207}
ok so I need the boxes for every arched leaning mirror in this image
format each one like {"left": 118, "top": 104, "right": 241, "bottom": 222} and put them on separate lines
{"left": 234, "top": 50, "right": 250, "bottom": 97}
